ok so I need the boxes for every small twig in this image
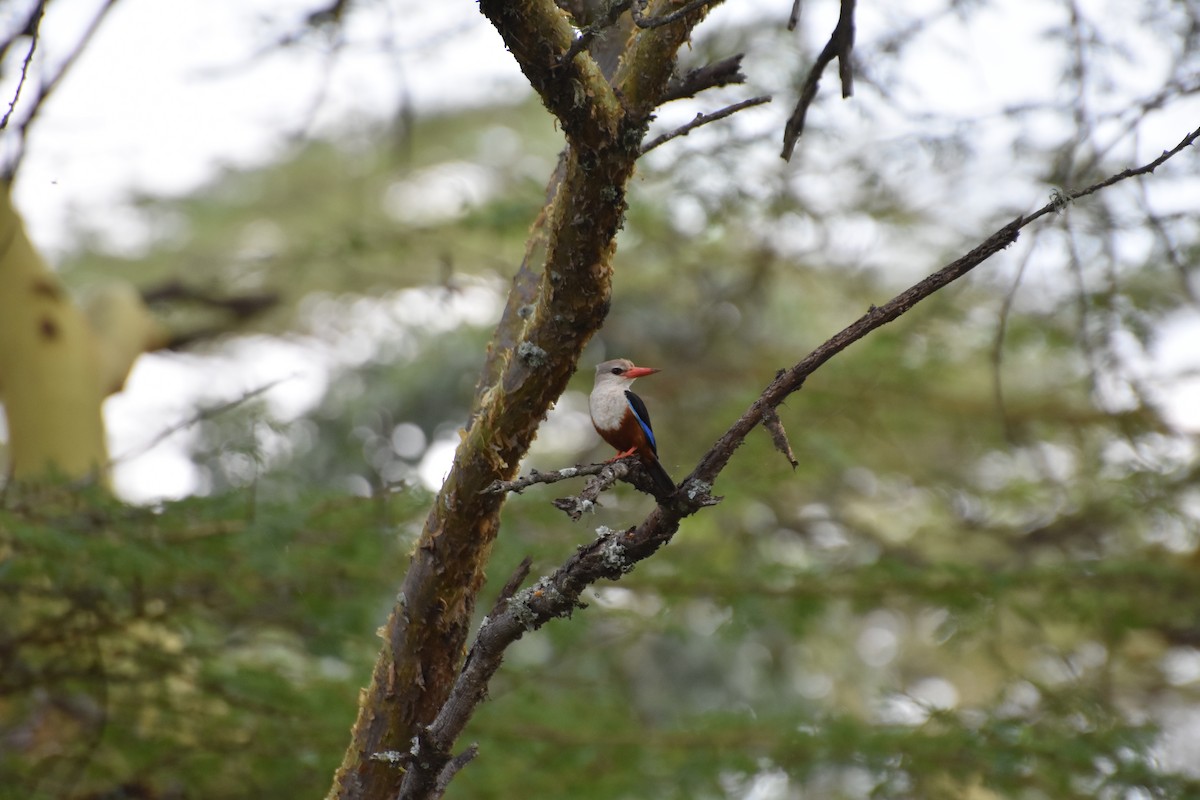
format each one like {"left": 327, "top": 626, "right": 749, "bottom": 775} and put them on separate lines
{"left": 781, "top": 0, "right": 857, "bottom": 160}
{"left": 630, "top": 0, "right": 714, "bottom": 29}
{"left": 109, "top": 377, "right": 295, "bottom": 466}
{"left": 486, "top": 459, "right": 665, "bottom": 519}
{"left": 3, "top": 0, "right": 120, "bottom": 180}
{"left": 642, "top": 95, "right": 772, "bottom": 154}
{"left": 33, "top": 0, "right": 118, "bottom": 104}
{"left": 990, "top": 236, "right": 1039, "bottom": 444}
{"left": 137, "top": 280, "right": 280, "bottom": 350}
{"left": 1024, "top": 125, "right": 1200, "bottom": 222}
{"left": 660, "top": 54, "right": 746, "bottom": 103}
{"left": 551, "top": 460, "right": 632, "bottom": 520}
{"left": 788, "top": 0, "right": 803, "bottom": 31}
{"left": 761, "top": 406, "right": 798, "bottom": 468}
{"left": 432, "top": 744, "right": 479, "bottom": 799}
{"left": 305, "top": 0, "right": 351, "bottom": 27}
{"left": 0, "top": 1, "right": 45, "bottom": 132}
{"left": 488, "top": 557, "right": 533, "bottom": 619}
{"left": 483, "top": 462, "right": 614, "bottom": 494}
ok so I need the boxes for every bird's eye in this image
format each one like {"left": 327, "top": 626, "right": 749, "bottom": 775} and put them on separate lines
{"left": 611, "top": 367, "right": 623, "bottom": 375}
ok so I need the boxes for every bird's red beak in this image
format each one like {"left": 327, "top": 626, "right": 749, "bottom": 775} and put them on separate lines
{"left": 624, "top": 366, "right": 660, "bottom": 378}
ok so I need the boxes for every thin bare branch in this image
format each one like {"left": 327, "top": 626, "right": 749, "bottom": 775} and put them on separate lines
{"left": 0, "top": 1, "right": 45, "bottom": 133}
{"left": 705, "top": 123, "right": 1200, "bottom": 480}
{"left": 487, "top": 457, "right": 675, "bottom": 519}
{"left": 109, "top": 378, "right": 295, "bottom": 466}
{"left": 1027, "top": 124, "right": 1200, "bottom": 223}
{"left": 990, "top": 234, "right": 1039, "bottom": 444}
{"left": 551, "top": 460, "right": 631, "bottom": 520}
{"left": 642, "top": 95, "right": 772, "bottom": 154}
{"left": 487, "top": 558, "right": 533, "bottom": 619}
{"left": 3, "top": 0, "right": 120, "bottom": 180}
{"left": 483, "top": 461, "right": 614, "bottom": 494}
{"left": 631, "top": 0, "right": 714, "bottom": 29}
{"left": 781, "top": 0, "right": 857, "bottom": 160}
{"left": 788, "top": 0, "right": 803, "bottom": 31}
{"left": 432, "top": 744, "right": 479, "bottom": 799}
{"left": 660, "top": 54, "right": 747, "bottom": 104}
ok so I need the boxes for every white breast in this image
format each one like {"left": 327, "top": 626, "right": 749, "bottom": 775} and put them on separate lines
{"left": 590, "top": 384, "right": 628, "bottom": 431}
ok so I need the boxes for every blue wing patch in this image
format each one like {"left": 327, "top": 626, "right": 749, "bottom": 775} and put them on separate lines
{"left": 624, "top": 390, "right": 657, "bottom": 454}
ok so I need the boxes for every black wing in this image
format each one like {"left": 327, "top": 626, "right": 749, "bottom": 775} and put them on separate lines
{"left": 624, "top": 390, "right": 657, "bottom": 454}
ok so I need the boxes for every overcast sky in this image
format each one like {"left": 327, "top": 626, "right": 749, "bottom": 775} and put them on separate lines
{"left": 7, "top": 0, "right": 529, "bottom": 254}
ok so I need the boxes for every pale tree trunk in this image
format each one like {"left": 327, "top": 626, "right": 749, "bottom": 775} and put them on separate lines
{"left": 0, "top": 183, "right": 167, "bottom": 485}
{"left": 0, "top": 185, "right": 108, "bottom": 482}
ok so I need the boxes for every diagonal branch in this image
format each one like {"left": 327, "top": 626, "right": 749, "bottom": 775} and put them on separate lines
{"left": 0, "top": 1, "right": 45, "bottom": 133}
{"left": 699, "top": 123, "right": 1200, "bottom": 480}
{"left": 641, "top": 95, "right": 772, "bottom": 154}
{"left": 395, "top": 125, "right": 1200, "bottom": 799}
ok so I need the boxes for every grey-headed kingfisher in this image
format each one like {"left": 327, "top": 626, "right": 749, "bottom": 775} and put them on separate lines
{"left": 589, "top": 358, "right": 676, "bottom": 499}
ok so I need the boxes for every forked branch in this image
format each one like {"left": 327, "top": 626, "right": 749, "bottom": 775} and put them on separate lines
{"left": 781, "top": 0, "right": 857, "bottom": 160}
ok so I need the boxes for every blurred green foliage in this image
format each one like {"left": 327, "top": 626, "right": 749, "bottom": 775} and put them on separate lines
{"left": 0, "top": 484, "right": 422, "bottom": 799}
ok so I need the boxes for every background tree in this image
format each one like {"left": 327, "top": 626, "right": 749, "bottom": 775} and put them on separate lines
{"left": 2, "top": 1, "right": 1200, "bottom": 799}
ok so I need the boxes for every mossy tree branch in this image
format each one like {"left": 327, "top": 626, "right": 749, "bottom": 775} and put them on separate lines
{"left": 329, "top": 2, "right": 723, "bottom": 798}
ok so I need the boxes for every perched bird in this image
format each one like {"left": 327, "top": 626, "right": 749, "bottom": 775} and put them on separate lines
{"left": 589, "top": 358, "right": 676, "bottom": 499}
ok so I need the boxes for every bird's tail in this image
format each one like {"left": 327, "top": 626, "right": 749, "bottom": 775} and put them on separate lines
{"left": 642, "top": 455, "right": 676, "bottom": 500}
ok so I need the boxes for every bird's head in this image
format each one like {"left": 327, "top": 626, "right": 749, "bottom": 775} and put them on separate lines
{"left": 594, "top": 358, "right": 660, "bottom": 387}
